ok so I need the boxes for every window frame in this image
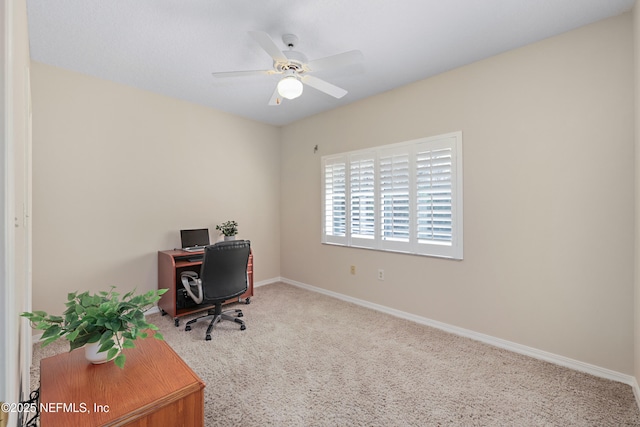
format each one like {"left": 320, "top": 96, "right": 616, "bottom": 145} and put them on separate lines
{"left": 321, "top": 131, "right": 463, "bottom": 260}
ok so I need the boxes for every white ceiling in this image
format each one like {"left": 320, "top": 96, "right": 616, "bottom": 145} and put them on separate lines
{"left": 27, "top": 0, "right": 635, "bottom": 126}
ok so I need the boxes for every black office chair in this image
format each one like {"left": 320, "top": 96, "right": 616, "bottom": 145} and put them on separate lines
{"left": 179, "top": 240, "right": 250, "bottom": 340}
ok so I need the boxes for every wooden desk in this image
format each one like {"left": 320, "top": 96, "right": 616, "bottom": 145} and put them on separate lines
{"left": 158, "top": 248, "right": 253, "bottom": 326}
{"left": 39, "top": 337, "right": 205, "bottom": 427}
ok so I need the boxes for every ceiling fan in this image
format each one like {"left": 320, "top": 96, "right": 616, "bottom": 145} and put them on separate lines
{"left": 212, "top": 31, "right": 363, "bottom": 106}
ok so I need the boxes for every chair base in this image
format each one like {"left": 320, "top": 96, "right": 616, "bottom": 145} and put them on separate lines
{"left": 184, "top": 304, "right": 246, "bottom": 340}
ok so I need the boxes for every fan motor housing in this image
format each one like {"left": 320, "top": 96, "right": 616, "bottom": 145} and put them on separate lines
{"left": 276, "top": 50, "right": 308, "bottom": 73}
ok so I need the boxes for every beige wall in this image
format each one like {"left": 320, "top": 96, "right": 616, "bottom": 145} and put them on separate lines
{"left": 281, "top": 14, "right": 635, "bottom": 374}
{"left": 30, "top": 62, "right": 281, "bottom": 316}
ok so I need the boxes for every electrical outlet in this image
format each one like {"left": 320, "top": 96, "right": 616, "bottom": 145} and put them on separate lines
{"left": 350, "top": 265, "right": 356, "bottom": 275}
{"left": 378, "top": 269, "right": 384, "bottom": 280}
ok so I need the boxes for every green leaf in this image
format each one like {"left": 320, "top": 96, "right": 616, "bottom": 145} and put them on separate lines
{"left": 41, "top": 324, "right": 61, "bottom": 340}
{"left": 81, "top": 295, "right": 93, "bottom": 307}
{"left": 99, "top": 330, "right": 114, "bottom": 344}
{"left": 85, "top": 307, "right": 100, "bottom": 317}
{"left": 69, "top": 339, "right": 85, "bottom": 351}
{"left": 154, "top": 332, "right": 164, "bottom": 341}
{"left": 106, "top": 320, "right": 121, "bottom": 331}
{"left": 99, "top": 340, "right": 114, "bottom": 353}
{"left": 23, "top": 314, "right": 43, "bottom": 325}
{"left": 107, "top": 347, "right": 119, "bottom": 361}
{"left": 85, "top": 333, "right": 101, "bottom": 344}
{"left": 35, "top": 321, "right": 50, "bottom": 330}
{"left": 66, "top": 329, "right": 80, "bottom": 342}
{"left": 122, "top": 339, "right": 135, "bottom": 349}
{"left": 114, "top": 353, "right": 126, "bottom": 369}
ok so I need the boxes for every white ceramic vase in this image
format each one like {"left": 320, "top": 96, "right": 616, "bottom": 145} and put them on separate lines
{"left": 224, "top": 235, "right": 236, "bottom": 241}
{"left": 84, "top": 337, "right": 122, "bottom": 364}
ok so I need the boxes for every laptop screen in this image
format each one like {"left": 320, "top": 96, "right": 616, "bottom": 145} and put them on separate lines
{"left": 180, "top": 228, "right": 210, "bottom": 249}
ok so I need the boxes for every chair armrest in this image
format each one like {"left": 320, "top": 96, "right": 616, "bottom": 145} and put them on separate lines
{"left": 180, "top": 272, "right": 204, "bottom": 304}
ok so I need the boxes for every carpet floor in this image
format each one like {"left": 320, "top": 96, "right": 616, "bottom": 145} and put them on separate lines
{"left": 30, "top": 282, "right": 640, "bottom": 426}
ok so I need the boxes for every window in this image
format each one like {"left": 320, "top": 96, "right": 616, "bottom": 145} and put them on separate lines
{"left": 321, "top": 132, "right": 463, "bottom": 259}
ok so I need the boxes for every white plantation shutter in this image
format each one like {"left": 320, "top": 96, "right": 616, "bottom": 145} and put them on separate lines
{"left": 322, "top": 156, "right": 348, "bottom": 245}
{"left": 416, "top": 146, "right": 452, "bottom": 242}
{"left": 350, "top": 154, "right": 376, "bottom": 248}
{"left": 414, "top": 135, "right": 461, "bottom": 258}
{"left": 379, "top": 149, "right": 411, "bottom": 251}
{"left": 321, "top": 132, "right": 462, "bottom": 259}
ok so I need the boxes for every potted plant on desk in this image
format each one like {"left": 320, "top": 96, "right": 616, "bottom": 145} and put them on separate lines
{"left": 21, "top": 286, "right": 167, "bottom": 368}
{"left": 216, "top": 220, "right": 238, "bottom": 241}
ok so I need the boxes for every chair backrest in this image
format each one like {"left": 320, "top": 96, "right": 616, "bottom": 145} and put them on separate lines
{"left": 200, "top": 240, "right": 250, "bottom": 303}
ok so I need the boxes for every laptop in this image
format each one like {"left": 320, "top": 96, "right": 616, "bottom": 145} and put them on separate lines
{"left": 180, "top": 228, "right": 210, "bottom": 252}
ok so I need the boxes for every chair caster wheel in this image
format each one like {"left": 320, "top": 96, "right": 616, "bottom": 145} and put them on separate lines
{"left": 174, "top": 319, "right": 180, "bottom": 327}
{"left": 245, "top": 298, "right": 251, "bottom": 305}
{"left": 185, "top": 325, "right": 192, "bottom": 332}
{"left": 240, "top": 325, "right": 246, "bottom": 331}
{"left": 206, "top": 335, "right": 212, "bottom": 341}
{"left": 237, "top": 312, "right": 243, "bottom": 318}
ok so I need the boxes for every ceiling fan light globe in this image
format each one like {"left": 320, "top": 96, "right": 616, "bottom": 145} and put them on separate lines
{"left": 277, "top": 76, "right": 303, "bottom": 100}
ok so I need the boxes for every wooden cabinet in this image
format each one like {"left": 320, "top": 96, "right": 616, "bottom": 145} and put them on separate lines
{"left": 157, "top": 248, "right": 253, "bottom": 326}
{"left": 39, "top": 337, "right": 205, "bottom": 427}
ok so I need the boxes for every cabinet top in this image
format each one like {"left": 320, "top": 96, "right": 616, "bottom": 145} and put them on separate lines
{"left": 159, "top": 248, "right": 204, "bottom": 257}
{"left": 40, "top": 337, "right": 205, "bottom": 426}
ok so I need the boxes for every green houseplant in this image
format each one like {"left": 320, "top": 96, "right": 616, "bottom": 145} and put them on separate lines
{"left": 216, "top": 220, "right": 238, "bottom": 239}
{"left": 21, "top": 287, "right": 167, "bottom": 368}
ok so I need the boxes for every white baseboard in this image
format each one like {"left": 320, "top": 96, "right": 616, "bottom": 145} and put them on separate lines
{"left": 279, "top": 277, "right": 638, "bottom": 390}
{"left": 255, "top": 277, "right": 282, "bottom": 288}
{"left": 631, "top": 377, "right": 640, "bottom": 410}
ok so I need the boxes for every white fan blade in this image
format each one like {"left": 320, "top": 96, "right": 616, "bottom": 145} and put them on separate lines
{"left": 301, "top": 75, "right": 348, "bottom": 98}
{"left": 249, "top": 31, "right": 288, "bottom": 63}
{"left": 307, "top": 50, "right": 363, "bottom": 72}
{"left": 212, "top": 69, "right": 275, "bottom": 78}
{"left": 268, "top": 86, "right": 281, "bottom": 106}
